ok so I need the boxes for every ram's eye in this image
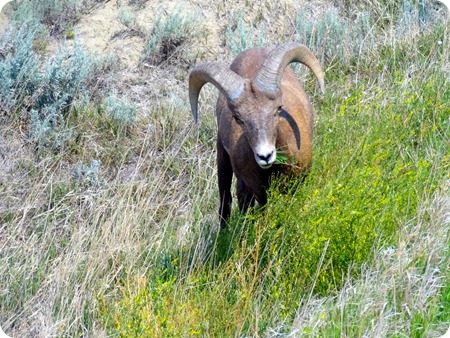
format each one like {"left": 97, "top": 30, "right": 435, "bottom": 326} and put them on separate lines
{"left": 275, "top": 106, "right": 283, "bottom": 116}
{"left": 234, "top": 116, "right": 244, "bottom": 125}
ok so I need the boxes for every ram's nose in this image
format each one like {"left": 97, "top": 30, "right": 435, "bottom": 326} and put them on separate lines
{"left": 255, "top": 148, "right": 276, "bottom": 169}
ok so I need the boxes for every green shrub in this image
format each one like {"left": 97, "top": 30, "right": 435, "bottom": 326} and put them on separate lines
{"left": 140, "top": 6, "right": 199, "bottom": 65}
{"left": 295, "top": 0, "right": 445, "bottom": 67}
{"left": 117, "top": 5, "right": 135, "bottom": 28}
{"left": 115, "top": 5, "right": 144, "bottom": 38}
{"left": 29, "top": 43, "right": 96, "bottom": 149}
{"left": 128, "top": 0, "right": 148, "bottom": 8}
{"left": 226, "top": 13, "right": 266, "bottom": 55}
{"left": 72, "top": 159, "right": 102, "bottom": 187}
{"left": 12, "top": 0, "right": 100, "bottom": 36}
{"left": 0, "top": 23, "right": 40, "bottom": 120}
{"left": 335, "top": 0, "right": 439, "bottom": 29}
{"left": 102, "top": 91, "right": 137, "bottom": 129}
{"left": 295, "top": 9, "right": 374, "bottom": 65}
{"left": 0, "top": 21, "right": 105, "bottom": 149}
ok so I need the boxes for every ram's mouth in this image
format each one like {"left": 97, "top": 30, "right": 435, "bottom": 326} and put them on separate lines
{"left": 259, "top": 163, "right": 273, "bottom": 169}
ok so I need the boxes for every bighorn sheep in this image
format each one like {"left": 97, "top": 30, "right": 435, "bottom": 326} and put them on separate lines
{"left": 189, "top": 42, "right": 325, "bottom": 226}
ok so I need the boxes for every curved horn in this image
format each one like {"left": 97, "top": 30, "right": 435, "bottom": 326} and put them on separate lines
{"left": 189, "top": 62, "right": 244, "bottom": 123}
{"left": 254, "top": 42, "right": 325, "bottom": 94}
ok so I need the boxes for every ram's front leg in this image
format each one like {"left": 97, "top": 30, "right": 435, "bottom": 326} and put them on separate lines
{"left": 217, "top": 137, "right": 233, "bottom": 227}
{"left": 236, "top": 178, "right": 255, "bottom": 213}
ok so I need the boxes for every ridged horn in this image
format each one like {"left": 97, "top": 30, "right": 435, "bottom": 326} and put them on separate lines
{"left": 189, "top": 62, "right": 245, "bottom": 123}
{"left": 254, "top": 42, "right": 325, "bottom": 94}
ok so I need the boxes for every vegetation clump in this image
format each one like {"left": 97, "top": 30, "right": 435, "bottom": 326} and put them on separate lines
{"left": 141, "top": 6, "right": 199, "bottom": 65}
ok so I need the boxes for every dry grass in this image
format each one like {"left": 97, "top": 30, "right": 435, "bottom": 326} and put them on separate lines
{"left": 1, "top": 102, "right": 218, "bottom": 336}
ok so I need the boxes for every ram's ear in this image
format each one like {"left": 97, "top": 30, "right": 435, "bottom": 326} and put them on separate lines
{"left": 188, "top": 62, "right": 244, "bottom": 123}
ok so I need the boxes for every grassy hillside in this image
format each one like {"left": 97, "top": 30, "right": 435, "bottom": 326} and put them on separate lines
{"left": 1, "top": 0, "right": 449, "bottom": 337}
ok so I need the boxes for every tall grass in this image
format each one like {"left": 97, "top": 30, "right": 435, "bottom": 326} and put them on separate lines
{"left": 96, "top": 13, "right": 449, "bottom": 338}
{"left": 1, "top": 0, "right": 449, "bottom": 337}
{"left": 1, "top": 101, "right": 217, "bottom": 336}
